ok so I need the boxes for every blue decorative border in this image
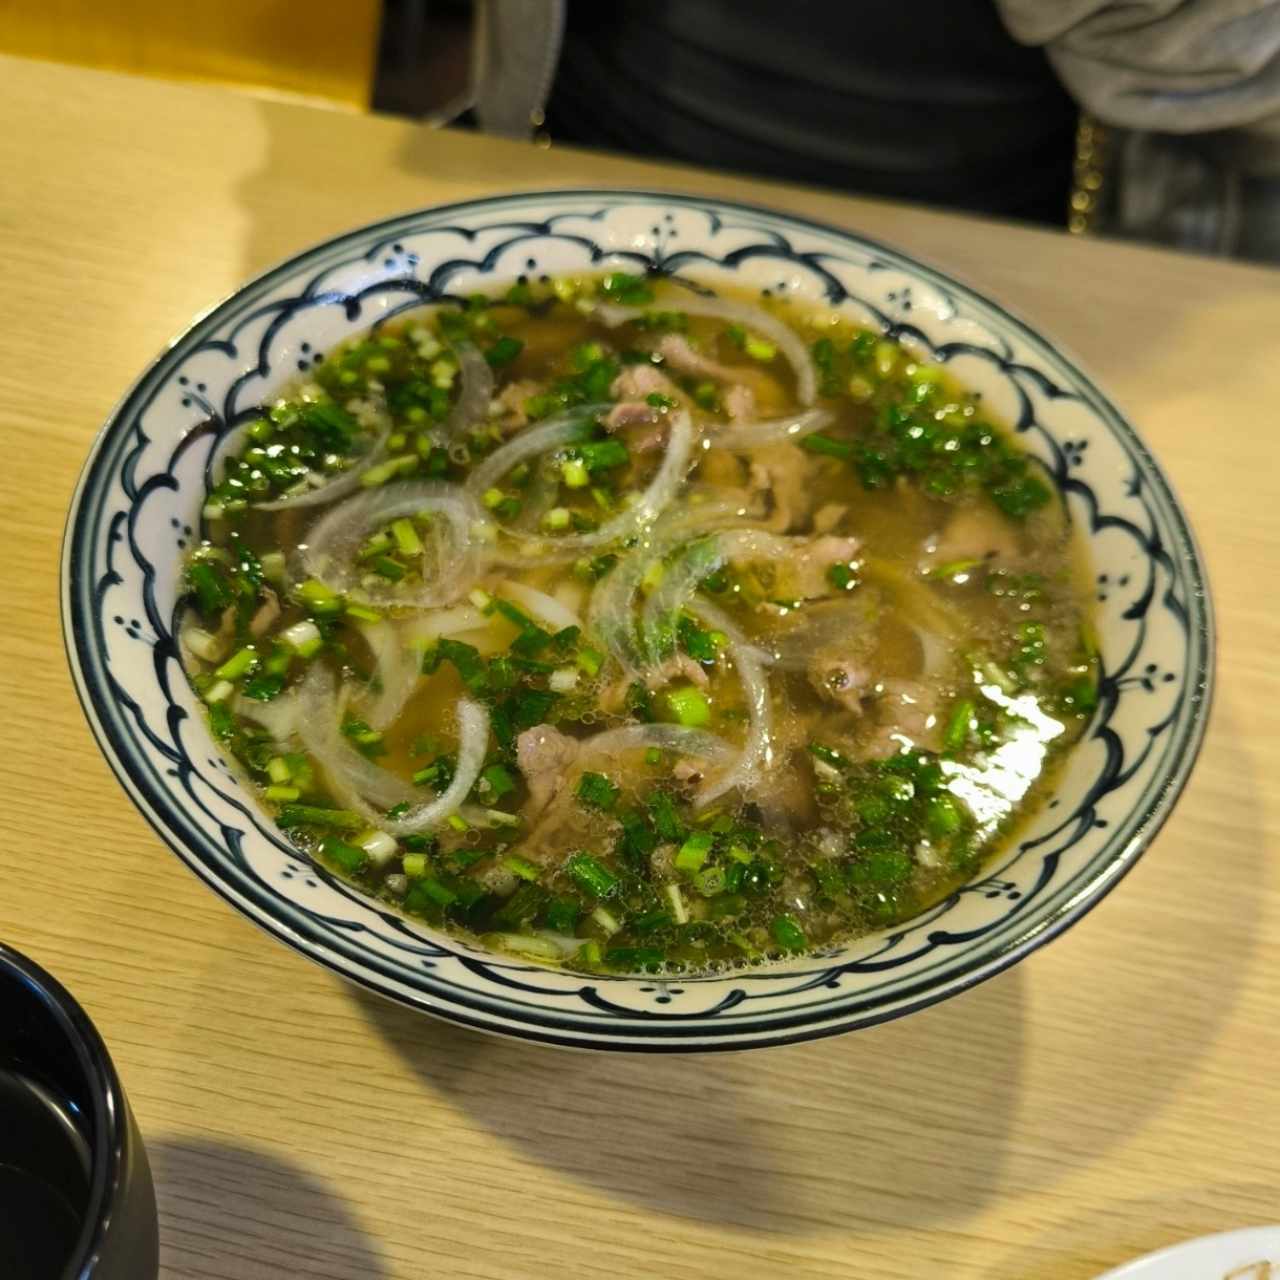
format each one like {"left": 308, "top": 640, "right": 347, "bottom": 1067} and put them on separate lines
{"left": 61, "top": 191, "right": 1213, "bottom": 1051}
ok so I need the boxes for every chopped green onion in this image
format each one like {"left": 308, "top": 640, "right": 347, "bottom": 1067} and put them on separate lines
{"left": 358, "top": 829, "right": 399, "bottom": 867}
{"left": 693, "top": 865, "right": 727, "bottom": 896}
{"left": 214, "top": 646, "right": 257, "bottom": 682}
{"left": 182, "top": 626, "right": 223, "bottom": 664}
{"left": 826, "top": 562, "right": 858, "bottom": 591}
{"left": 281, "top": 618, "right": 323, "bottom": 657}
{"left": 561, "top": 458, "right": 590, "bottom": 489}
{"left": 418, "top": 876, "right": 458, "bottom": 907}
{"left": 801, "top": 434, "right": 854, "bottom": 460}
{"left": 675, "top": 831, "right": 713, "bottom": 874}
{"left": 605, "top": 947, "right": 665, "bottom": 972}
{"left": 576, "top": 771, "right": 619, "bottom": 812}
{"left": 504, "top": 855, "right": 540, "bottom": 882}
{"left": 590, "top": 905, "right": 621, "bottom": 935}
{"left": 576, "top": 439, "right": 630, "bottom": 472}
{"left": 321, "top": 838, "right": 367, "bottom": 874}
{"left": 925, "top": 793, "right": 966, "bottom": 839}
{"left": 485, "top": 336, "right": 525, "bottom": 367}
{"left": 390, "top": 518, "right": 423, "bottom": 556}
{"left": 648, "top": 790, "right": 683, "bottom": 841}
{"left": 259, "top": 550, "right": 287, "bottom": 586}
{"left": 344, "top": 602, "right": 382, "bottom": 623}
{"left": 567, "top": 852, "right": 619, "bottom": 898}
{"left": 278, "top": 804, "right": 364, "bottom": 831}
{"left": 771, "top": 914, "right": 807, "bottom": 952}
{"left": 542, "top": 898, "right": 579, "bottom": 932}
{"left": 478, "top": 763, "right": 516, "bottom": 800}
{"left": 263, "top": 784, "right": 300, "bottom": 802}
{"left": 665, "top": 882, "right": 689, "bottom": 924}
{"left": 401, "top": 853, "right": 428, "bottom": 878}
{"left": 665, "top": 684, "right": 711, "bottom": 728}
{"left": 203, "top": 679, "right": 235, "bottom": 705}
{"left": 943, "top": 699, "right": 975, "bottom": 752}
{"left": 372, "top": 555, "right": 406, "bottom": 582}
{"left": 298, "top": 579, "right": 343, "bottom": 616}
{"left": 266, "top": 756, "right": 292, "bottom": 784}
{"left": 359, "top": 531, "right": 392, "bottom": 561}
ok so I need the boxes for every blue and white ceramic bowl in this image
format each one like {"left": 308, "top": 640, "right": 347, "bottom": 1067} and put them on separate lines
{"left": 62, "top": 191, "right": 1213, "bottom": 1052}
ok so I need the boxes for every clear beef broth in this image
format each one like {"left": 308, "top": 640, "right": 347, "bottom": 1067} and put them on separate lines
{"left": 182, "top": 274, "right": 1097, "bottom": 974}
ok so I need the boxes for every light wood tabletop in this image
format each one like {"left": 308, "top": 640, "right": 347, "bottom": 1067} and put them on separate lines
{"left": 2, "top": 53, "right": 1278, "bottom": 1280}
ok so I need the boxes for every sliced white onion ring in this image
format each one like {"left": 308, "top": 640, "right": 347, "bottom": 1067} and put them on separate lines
{"left": 585, "top": 499, "right": 750, "bottom": 673}
{"left": 639, "top": 527, "right": 792, "bottom": 663}
{"left": 357, "top": 621, "right": 421, "bottom": 732}
{"left": 596, "top": 296, "right": 817, "bottom": 405}
{"left": 687, "top": 597, "right": 774, "bottom": 807}
{"left": 295, "top": 666, "right": 488, "bottom": 835}
{"left": 299, "top": 481, "right": 489, "bottom": 610}
{"left": 445, "top": 341, "right": 495, "bottom": 438}
{"left": 378, "top": 699, "right": 489, "bottom": 836}
{"left": 465, "top": 406, "right": 608, "bottom": 501}
{"left": 516, "top": 410, "right": 695, "bottom": 555}
{"left": 295, "top": 668, "right": 416, "bottom": 813}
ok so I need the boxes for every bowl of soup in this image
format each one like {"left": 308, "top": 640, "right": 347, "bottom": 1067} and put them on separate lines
{"left": 62, "top": 191, "right": 1212, "bottom": 1051}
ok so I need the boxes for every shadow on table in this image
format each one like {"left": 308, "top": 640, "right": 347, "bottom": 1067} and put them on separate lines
{"left": 356, "top": 706, "right": 1262, "bottom": 1240}
{"left": 357, "top": 965, "right": 1030, "bottom": 1235}
{"left": 148, "top": 1138, "right": 390, "bottom": 1278}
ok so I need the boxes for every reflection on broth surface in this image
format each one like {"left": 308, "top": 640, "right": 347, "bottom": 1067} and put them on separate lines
{"left": 180, "top": 272, "right": 1097, "bottom": 974}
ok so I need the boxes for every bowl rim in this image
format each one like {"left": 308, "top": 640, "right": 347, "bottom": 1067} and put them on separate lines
{"left": 60, "top": 187, "right": 1216, "bottom": 1051}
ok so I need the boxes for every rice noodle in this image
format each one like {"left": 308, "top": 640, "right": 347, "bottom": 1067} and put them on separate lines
{"left": 498, "top": 581, "right": 582, "bottom": 632}
{"left": 253, "top": 428, "right": 391, "bottom": 511}
{"left": 444, "top": 341, "right": 495, "bottom": 438}
{"left": 596, "top": 296, "right": 817, "bottom": 405}
{"left": 357, "top": 621, "right": 421, "bottom": 732}
{"left": 713, "top": 407, "right": 834, "bottom": 450}
{"left": 300, "top": 481, "right": 489, "bottom": 609}
{"left": 688, "top": 598, "right": 774, "bottom": 806}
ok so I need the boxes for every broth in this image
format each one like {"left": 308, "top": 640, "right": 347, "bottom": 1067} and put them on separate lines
{"left": 180, "top": 273, "right": 1097, "bottom": 974}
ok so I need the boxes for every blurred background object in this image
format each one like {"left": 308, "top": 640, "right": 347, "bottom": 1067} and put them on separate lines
{"left": 2, "top": 0, "right": 1277, "bottom": 259}
{"left": 0, "top": 0, "right": 380, "bottom": 106}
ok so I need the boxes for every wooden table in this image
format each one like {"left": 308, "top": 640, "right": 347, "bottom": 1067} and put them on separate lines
{"left": 2, "top": 54, "right": 1278, "bottom": 1280}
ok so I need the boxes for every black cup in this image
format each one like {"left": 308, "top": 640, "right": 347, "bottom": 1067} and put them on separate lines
{"left": 0, "top": 943, "right": 159, "bottom": 1279}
